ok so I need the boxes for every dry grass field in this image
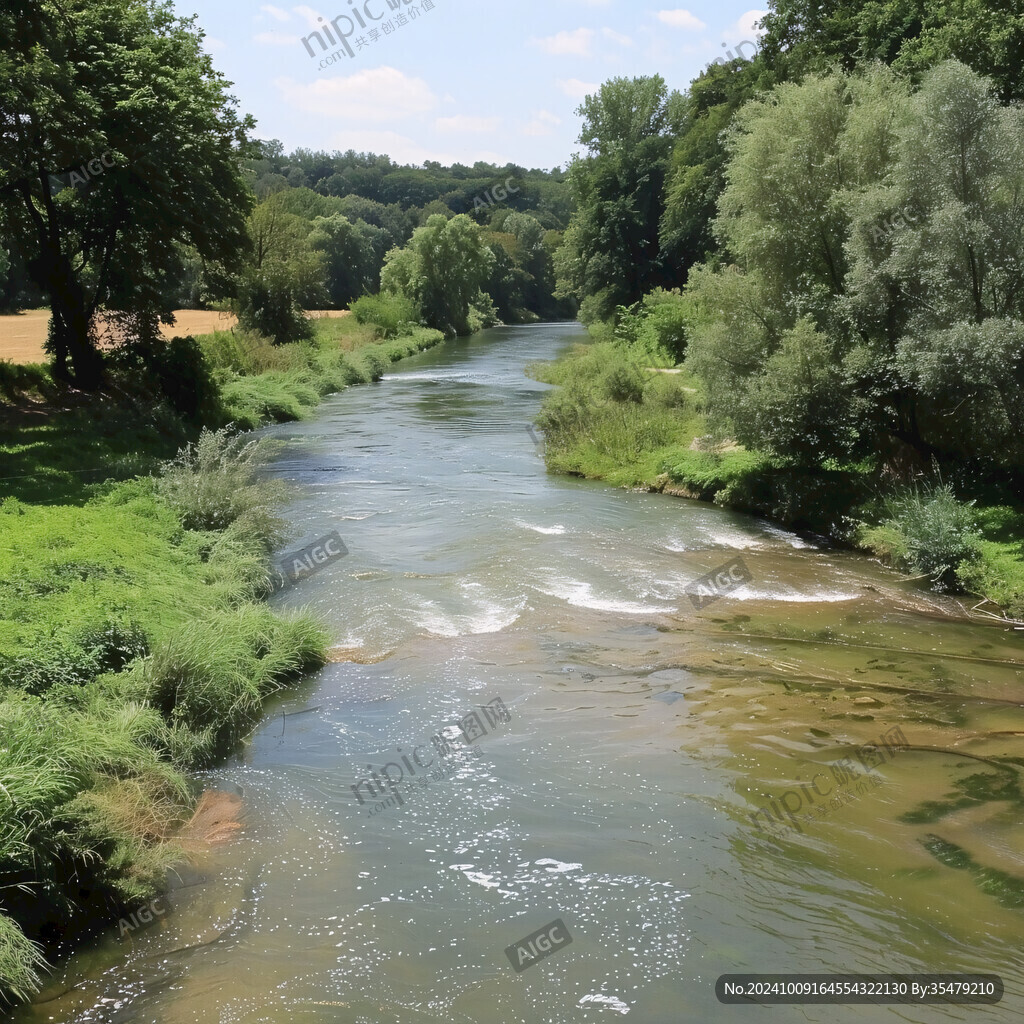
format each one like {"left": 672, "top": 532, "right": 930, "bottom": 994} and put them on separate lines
{"left": 0, "top": 309, "right": 349, "bottom": 364}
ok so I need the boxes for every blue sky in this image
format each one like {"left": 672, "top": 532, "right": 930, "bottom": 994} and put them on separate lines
{"left": 183, "top": 0, "right": 767, "bottom": 170}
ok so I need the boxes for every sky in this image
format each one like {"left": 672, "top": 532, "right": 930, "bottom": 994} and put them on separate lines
{"left": 182, "top": 0, "right": 768, "bottom": 171}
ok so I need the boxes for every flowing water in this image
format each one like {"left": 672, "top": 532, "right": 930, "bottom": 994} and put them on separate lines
{"left": 19, "top": 324, "right": 1024, "bottom": 1023}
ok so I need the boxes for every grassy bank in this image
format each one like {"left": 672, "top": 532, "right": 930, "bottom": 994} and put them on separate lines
{"left": 533, "top": 340, "right": 1024, "bottom": 619}
{"left": 0, "top": 314, "right": 444, "bottom": 1001}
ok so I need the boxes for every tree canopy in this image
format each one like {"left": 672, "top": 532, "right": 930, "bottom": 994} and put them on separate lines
{"left": 0, "top": 0, "right": 254, "bottom": 386}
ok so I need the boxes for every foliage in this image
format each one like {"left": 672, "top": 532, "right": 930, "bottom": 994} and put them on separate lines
{"left": 0, "top": 0, "right": 254, "bottom": 386}
{"left": 861, "top": 481, "right": 983, "bottom": 587}
{"left": 686, "top": 61, "right": 1024, "bottom": 473}
{"left": 381, "top": 214, "right": 495, "bottom": 335}
{"left": 154, "top": 427, "right": 289, "bottom": 540}
{"left": 614, "top": 288, "right": 694, "bottom": 365}
{"left": 756, "top": 0, "right": 1024, "bottom": 102}
{"left": 555, "top": 77, "right": 685, "bottom": 322}
{"left": 233, "top": 196, "right": 326, "bottom": 344}
{"left": 350, "top": 292, "right": 420, "bottom": 338}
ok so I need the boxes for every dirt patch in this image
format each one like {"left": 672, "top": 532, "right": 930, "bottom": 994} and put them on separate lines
{"left": 0, "top": 309, "right": 350, "bottom": 365}
{"left": 174, "top": 791, "right": 244, "bottom": 852}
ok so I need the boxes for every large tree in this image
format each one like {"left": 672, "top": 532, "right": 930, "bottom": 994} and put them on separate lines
{"left": 555, "top": 76, "right": 685, "bottom": 323}
{"left": 0, "top": 0, "right": 254, "bottom": 387}
{"left": 757, "top": 0, "right": 1024, "bottom": 101}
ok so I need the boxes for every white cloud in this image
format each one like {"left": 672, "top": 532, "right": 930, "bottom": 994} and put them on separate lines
{"left": 435, "top": 115, "right": 501, "bottom": 133}
{"left": 557, "top": 77, "right": 599, "bottom": 99}
{"left": 602, "top": 27, "right": 633, "bottom": 46}
{"left": 522, "top": 110, "right": 561, "bottom": 136}
{"left": 260, "top": 4, "right": 290, "bottom": 21}
{"left": 733, "top": 8, "right": 768, "bottom": 38}
{"left": 531, "top": 28, "right": 594, "bottom": 56}
{"left": 203, "top": 35, "right": 227, "bottom": 51}
{"left": 655, "top": 9, "right": 706, "bottom": 30}
{"left": 255, "top": 30, "right": 299, "bottom": 45}
{"left": 275, "top": 66, "right": 438, "bottom": 121}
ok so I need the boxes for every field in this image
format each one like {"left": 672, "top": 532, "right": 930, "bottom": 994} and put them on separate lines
{"left": 0, "top": 309, "right": 350, "bottom": 364}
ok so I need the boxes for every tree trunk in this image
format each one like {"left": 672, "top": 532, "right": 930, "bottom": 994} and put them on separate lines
{"left": 44, "top": 250, "right": 104, "bottom": 390}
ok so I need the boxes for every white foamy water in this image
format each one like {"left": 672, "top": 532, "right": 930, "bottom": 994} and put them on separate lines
{"left": 414, "top": 594, "right": 523, "bottom": 637}
{"left": 534, "top": 578, "right": 675, "bottom": 615}
{"left": 513, "top": 519, "right": 567, "bottom": 535}
{"left": 730, "top": 586, "right": 860, "bottom": 603}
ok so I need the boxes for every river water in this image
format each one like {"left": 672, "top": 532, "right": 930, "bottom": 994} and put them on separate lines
{"left": 19, "top": 324, "right": 1024, "bottom": 1023}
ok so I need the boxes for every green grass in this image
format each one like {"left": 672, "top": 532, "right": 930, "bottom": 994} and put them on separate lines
{"left": 0, "top": 435, "right": 329, "bottom": 997}
{"left": 532, "top": 343, "right": 705, "bottom": 487}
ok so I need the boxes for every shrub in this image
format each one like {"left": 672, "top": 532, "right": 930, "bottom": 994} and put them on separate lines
{"left": 199, "top": 329, "right": 310, "bottom": 375}
{"left": 235, "top": 269, "right": 315, "bottom": 345}
{"left": 154, "top": 427, "right": 288, "bottom": 545}
{"left": 350, "top": 292, "right": 420, "bottom": 338}
{"left": 867, "top": 482, "right": 983, "bottom": 588}
{"left": 130, "top": 604, "right": 327, "bottom": 764}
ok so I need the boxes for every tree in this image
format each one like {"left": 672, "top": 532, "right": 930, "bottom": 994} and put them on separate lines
{"left": 307, "top": 213, "right": 385, "bottom": 308}
{"left": 555, "top": 77, "right": 685, "bottom": 322}
{"left": 234, "top": 196, "right": 326, "bottom": 343}
{"left": 381, "top": 214, "right": 495, "bottom": 335}
{"left": 659, "top": 60, "right": 763, "bottom": 279}
{"left": 0, "top": 0, "right": 254, "bottom": 387}
{"left": 757, "top": 0, "right": 1024, "bottom": 101}
{"left": 687, "top": 60, "right": 1024, "bottom": 472}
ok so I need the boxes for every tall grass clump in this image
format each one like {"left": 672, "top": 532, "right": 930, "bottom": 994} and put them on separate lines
{"left": 126, "top": 604, "right": 327, "bottom": 766}
{"left": 154, "top": 426, "right": 288, "bottom": 544}
{"left": 533, "top": 343, "right": 701, "bottom": 485}
{"left": 350, "top": 293, "right": 421, "bottom": 338}
{"left": 860, "top": 481, "right": 982, "bottom": 588}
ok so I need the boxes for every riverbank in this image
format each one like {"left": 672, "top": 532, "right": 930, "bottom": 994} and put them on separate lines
{"left": 0, "top": 314, "right": 445, "bottom": 1001}
{"left": 532, "top": 339, "right": 1024, "bottom": 620}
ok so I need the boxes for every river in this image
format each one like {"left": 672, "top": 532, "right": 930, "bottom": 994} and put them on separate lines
{"left": 18, "top": 324, "right": 1024, "bottom": 1023}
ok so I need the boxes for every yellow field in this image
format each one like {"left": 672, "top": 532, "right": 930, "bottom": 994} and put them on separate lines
{"left": 0, "top": 309, "right": 349, "bottom": 364}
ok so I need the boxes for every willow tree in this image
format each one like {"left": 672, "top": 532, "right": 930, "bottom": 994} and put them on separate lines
{"left": 0, "top": 0, "right": 253, "bottom": 387}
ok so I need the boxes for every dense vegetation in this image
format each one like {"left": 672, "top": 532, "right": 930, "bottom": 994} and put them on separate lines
{"left": 541, "top": 2, "right": 1024, "bottom": 617}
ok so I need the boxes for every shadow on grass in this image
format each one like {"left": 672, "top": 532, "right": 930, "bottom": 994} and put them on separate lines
{"left": 0, "top": 392, "right": 193, "bottom": 505}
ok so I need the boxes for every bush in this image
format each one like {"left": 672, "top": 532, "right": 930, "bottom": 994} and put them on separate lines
{"left": 350, "top": 292, "right": 420, "bottom": 338}
{"left": 129, "top": 604, "right": 327, "bottom": 765}
{"left": 154, "top": 427, "right": 288, "bottom": 545}
{"left": 866, "top": 482, "right": 983, "bottom": 588}
{"left": 107, "top": 334, "right": 222, "bottom": 423}
{"left": 199, "top": 329, "right": 311, "bottom": 375}
{"left": 235, "top": 269, "right": 315, "bottom": 345}
{"left": 0, "top": 361, "right": 52, "bottom": 403}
